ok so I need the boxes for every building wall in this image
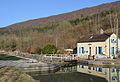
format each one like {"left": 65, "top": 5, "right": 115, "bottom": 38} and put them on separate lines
{"left": 105, "top": 33, "right": 120, "bottom": 57}
{"left": 77, "top": 42, "right": 105, "bottom": 56}
{"left": 77, "top": 33, "right": 120, "bottom": 57}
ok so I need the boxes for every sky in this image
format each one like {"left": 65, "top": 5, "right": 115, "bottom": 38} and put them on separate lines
{"left": 0, "top": 0, "right": 119, "bottom": 27}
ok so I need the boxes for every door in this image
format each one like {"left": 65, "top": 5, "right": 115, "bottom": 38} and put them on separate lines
{"left": 89, "top": 47, "right": 91, "bottom": 56}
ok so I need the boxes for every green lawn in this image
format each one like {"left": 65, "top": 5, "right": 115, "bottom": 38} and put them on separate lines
{"left": 0, "top": 54, "right": 22, "bottom": 60}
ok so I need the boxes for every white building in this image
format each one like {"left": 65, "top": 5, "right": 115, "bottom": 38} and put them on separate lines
{"left": 77, "top": 33, "right": 120, "bottom": 58}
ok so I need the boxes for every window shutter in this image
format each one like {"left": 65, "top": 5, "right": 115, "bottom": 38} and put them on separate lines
{"left": 79, "top": 47, "right": 81, "bottom": 53}
{"left": 100, "top": 47, "right": 102, "bottom": 55}
{"left": 114, "top": 47, "right": 116, "bottom": 55}
{"left": 82, "top": 47, "right": 84, "bottom": 53}
{"left": 96, "top": 47, "right": 97, "bottom": 54}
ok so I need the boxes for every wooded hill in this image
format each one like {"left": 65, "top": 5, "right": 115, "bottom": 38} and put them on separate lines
{"left": 5, "top": 1, "right": 120, "bottom": 30}
{"left": 0, "top": 1, "right": 120, "bottom": 54}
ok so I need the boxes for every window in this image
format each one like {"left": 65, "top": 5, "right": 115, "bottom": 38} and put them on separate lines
{"left": 96, "top": 46, "right": 102, "bottom": 55}
{"left": 79, "top": 47, "right": 84, "bottom": 54}
{"left": 111, "top": 39, "right": 117, "bottom": 43}
{"left": 98, "top": 47, "right": 102, "bottom": 55}
{"left": 111, "top": 68, "right": 116, "bottom": 73}
{"left": 79, "top": 65, "right": 84, "bottom": 68}
{"left": 96, "top": 67, "right": 102, "bottom": 72}
{"left": 81, "top": 47, "right": 84, "bottom": 53}
{"left": 111, "top": 47, "right": 116, "bottom": 55}
{"left": 112, "top": 76, "right": 117, "bottom": 81}
{"left": 98, "top": 67, "right": 102, "bottom": 72}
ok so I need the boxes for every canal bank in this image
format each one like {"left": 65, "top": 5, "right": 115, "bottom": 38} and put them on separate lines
{"left": 23, "top": 60, "right": 78, "bottom": 73}
{"left": 13, "top": 52, "right": 120, "bottom": 67}
{"left": 4, "top": 52, "right": 120, "bottom": 72}
{"left": 78, "top": 59, "right": 120, "bottom": 68}
{"left": 1, "top": 53, "right": 120, "bottom": 82}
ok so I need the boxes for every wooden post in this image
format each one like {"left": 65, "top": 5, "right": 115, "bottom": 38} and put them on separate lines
{"left": 61, "top": 54, "right": 62, "bottom": 62}
{"left": 51, "top": 54, "right": 52, "bottom": 61}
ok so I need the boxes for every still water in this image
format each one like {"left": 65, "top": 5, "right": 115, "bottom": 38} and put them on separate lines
{"left": 28, "top": 64, "right": 120, "bottom": 82}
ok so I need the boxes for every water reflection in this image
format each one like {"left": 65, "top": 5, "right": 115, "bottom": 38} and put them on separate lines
{"left": 77, "top": 64, "right": 120, "bottom": 82}
{"left": 28, "top": 64, "right": 120, "bottom": 82}
{"left": 58, "top": 66, "right": 77, "bottom": 73}
{"left": 29, "top": 64, "right": 107, "bottom": 82}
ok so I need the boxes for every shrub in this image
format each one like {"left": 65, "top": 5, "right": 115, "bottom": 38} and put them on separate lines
{"left": 27, "top": 45, "right": 41, "bottom": 54}
{"left": 42, "top": 44, "right": 57, "bottom": 54}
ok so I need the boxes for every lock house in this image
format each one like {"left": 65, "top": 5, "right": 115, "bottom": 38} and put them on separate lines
{"left": 77, "top": 32, "right": 120, "bottom": 58}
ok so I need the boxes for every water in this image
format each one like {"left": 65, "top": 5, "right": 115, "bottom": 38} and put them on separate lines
{"left": 77, "top": 64, "right": 120, "bottom": 82}
{"left": 28, "top": 64, "right": 120, "bottom": 82}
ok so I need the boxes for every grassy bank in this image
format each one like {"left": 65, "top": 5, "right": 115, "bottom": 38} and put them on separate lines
{"left": 78, "top": 58, "right": 120, "bottom": 68}
{"left": 95, "top": 58, "right": 120, "bottom": 62}
{"left": 78, "top": 57, "right": 120, "bottom": 62}
{"left": 0, "top": 54, "right": 22, "bottom": 60}
{"left": 0, "top": 67, "right": 37, "bottom": 82}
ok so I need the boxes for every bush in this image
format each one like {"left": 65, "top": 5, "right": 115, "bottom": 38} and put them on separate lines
{"left": 42, "top": 44, "right": 57, "bottom": 54}
{"left": 27, "top": 45, "right": 41, "bottom": 54}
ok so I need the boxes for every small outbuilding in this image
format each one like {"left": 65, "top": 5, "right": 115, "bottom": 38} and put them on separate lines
{"left": 64, "top": 49, "right": 73, "bottom": 55}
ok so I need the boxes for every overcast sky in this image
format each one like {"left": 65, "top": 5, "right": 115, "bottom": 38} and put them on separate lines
{"left": 0, "top": 0, "right": 119, "bottom": 27}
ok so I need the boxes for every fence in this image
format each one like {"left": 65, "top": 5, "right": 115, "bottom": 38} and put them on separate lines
{"left": 12, "top": 52, "right": 76, "bottom": 63}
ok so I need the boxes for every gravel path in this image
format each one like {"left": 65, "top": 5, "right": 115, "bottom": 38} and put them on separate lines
{"left": 0, "top": 60, "right": 48, "bottom": 68}
{"left": 0, "top": 60, "right": 27, "bottom": 67}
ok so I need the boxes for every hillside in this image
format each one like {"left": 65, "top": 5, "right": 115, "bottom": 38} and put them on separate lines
{"left": 0, "top": 1, "right": 120, "bottom": 53}
{"left": 5, "top": 1, "right": 120, "bottom": 30}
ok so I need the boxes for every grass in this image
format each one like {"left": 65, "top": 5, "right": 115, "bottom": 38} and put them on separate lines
{"left": 95, "top": 58, "right": 120, "bottom": 63}
{"left": 77, "top": 57, "right": 120, "bottom": 62}
{"left": 0, "top": 54, "right": 22, "bottom": 60}
{"left": 0, "top": 67, "right": 37, "bottom": 82}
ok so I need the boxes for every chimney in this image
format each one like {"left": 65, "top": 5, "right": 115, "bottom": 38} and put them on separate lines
{"left": 100, "top": 28, "right": 104, "bottom": 34}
